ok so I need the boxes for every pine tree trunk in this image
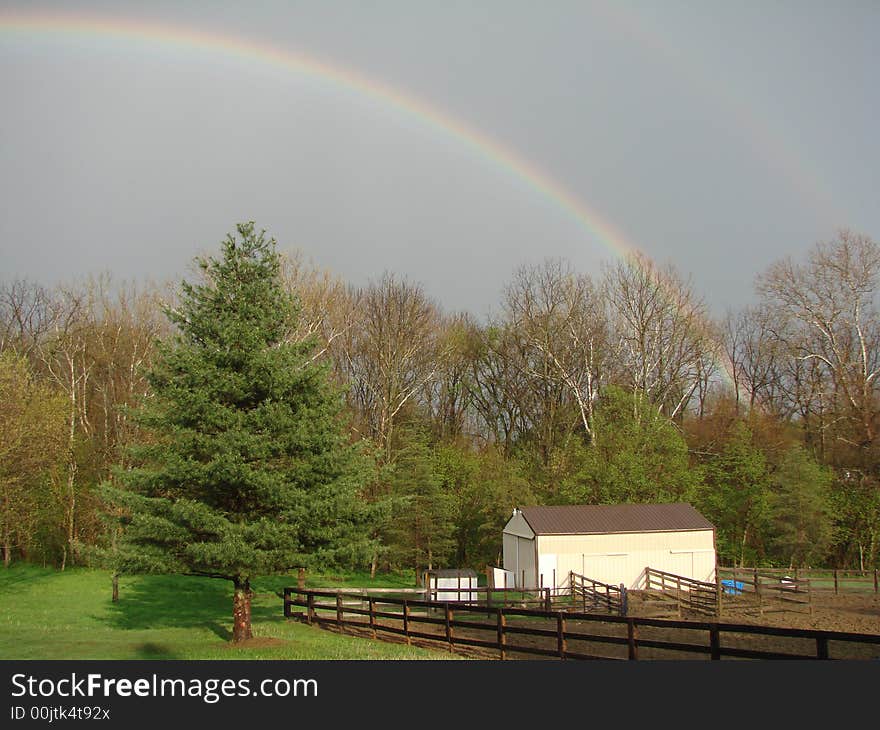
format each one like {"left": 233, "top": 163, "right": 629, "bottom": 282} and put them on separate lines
{"left": 232, "top": 579, "right": 253, "bottom": 643}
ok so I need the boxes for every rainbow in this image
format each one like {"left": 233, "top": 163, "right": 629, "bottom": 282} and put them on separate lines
{"left": 0, "top": 11, "right": 639, "bottom": 259}
{"left": 0, "top": 10, "right": 738, "bottom": 386}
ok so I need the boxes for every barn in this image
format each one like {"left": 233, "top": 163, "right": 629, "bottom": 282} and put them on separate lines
{"left": 502, "top": 503, "right": 716, "bottom": 590}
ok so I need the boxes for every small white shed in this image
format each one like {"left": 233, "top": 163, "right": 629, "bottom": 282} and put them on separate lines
{"left": 502, "top": 503, "right": 716, "bottom": 590}
{"left": 423, "top": 569, "right": 479, "bottom": 602}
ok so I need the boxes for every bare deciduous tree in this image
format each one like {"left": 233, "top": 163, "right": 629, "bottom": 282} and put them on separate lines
{"left": 603, "top": 251, "right": 713, "bottom": 420}
{"left": 338, "top": 273, "right": 443, "bottom": 458}
{"left": 503, "top": 259, "right": 605, "bottom": 446}
{"left": 279, "top": 251, "right": 364, "bottom": 370}
{"left": 757, "top": 230, "right": 880, "bottom": 450}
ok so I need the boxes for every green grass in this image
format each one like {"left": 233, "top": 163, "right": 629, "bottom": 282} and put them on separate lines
{"left": 0, "top": 565, "right": 457, "bottom": 660}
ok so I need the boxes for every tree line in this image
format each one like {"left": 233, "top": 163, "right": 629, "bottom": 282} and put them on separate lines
{"left": 2, "top": 228, "right": 879, "bottom": 576}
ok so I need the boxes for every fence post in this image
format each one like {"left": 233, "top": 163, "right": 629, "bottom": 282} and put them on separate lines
{"left": 715, "top": 575, "right": 722, "bottom": 619}
{"left": 369, "top": 597, "right": 376, "bottom": 638}
{"left": 336, "top": 593, "right": 343, "bottom": 632}
{"left": 753, "top": 567, "right": 759, "bottom": 614}
{"left": 833, "top": 569, "right": 839, "bottom": 594}
{"left": 557, "top": 613, "right": 567, "bottom": 659}
{"left": 816, "top": 636, "right": 829, "bottom": 660}
{"left": 544, "top": 588, "right": 551, "bottom": 612}
{"left": 283, "top": 588, "right": 291, "bottom": 619}
{"left": 709, "top": 624, "right": 721, "bottom": 660}
{"left": 297, "top": 567, "right": 306, "bottom": 590}
{"left": 445, "top": 604, "right": 454, "bottom": 652}
{"left": 497, "top": 609, "right": 506, "bottom": 660}
{"left": 307, "top": 593, "right": 315, "bottom": 625}
{"left": 627, "top": 618, "right": 639, "bottom": 660}
{"left": 620, "top": 584, "right": 627, "bottom": 617}
{"left": 874, "top": 569, "right": 878, "bottom": 594}
{"left": 756, "top": 574, "right": 763, "bottom": 616}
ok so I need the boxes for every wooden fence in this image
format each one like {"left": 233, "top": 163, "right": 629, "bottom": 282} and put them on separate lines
{"left": 642, "top": 567, "right": 720, "bottom": 617}
{"left": 718, "top": 568, "right": 812, "bottom": 616}
{"left": 569, "top": 571, "right": 627, "bottom": 616}
{"left": 721, "top": 567, "right": 878, "bottom": 595}
{"left": 282, "top": 587, "right": 880, "bottom": 660}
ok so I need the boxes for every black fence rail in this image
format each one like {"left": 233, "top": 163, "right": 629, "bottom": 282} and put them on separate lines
{"left": 282, "top": 587, "right": 880, "bottom": 660}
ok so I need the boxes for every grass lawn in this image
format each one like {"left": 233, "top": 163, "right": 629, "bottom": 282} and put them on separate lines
{"left": 0, "top": 565, "right": 456, "bottom": 660}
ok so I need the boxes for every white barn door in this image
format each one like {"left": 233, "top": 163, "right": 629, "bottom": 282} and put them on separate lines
{"left": 538, "top": 553, "right": 557, "bottom": 589}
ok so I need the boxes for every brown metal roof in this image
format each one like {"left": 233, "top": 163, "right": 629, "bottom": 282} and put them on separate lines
{"left": 518, "top": 503, "right": 713, "bottom": 535}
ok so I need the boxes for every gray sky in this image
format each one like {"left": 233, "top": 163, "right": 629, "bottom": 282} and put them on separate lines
{"left": 1, "top": 1, "right": 877, "bottom": 318}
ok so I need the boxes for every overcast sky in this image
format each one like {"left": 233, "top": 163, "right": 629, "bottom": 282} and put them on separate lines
{"left": 1, "top": 1, "right": 877, "bottom": 318}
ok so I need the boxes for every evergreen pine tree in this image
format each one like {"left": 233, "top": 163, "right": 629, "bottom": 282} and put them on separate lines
{"left": 385, "top": 430, "right": 455, "bottom": 580}
{"left": 101, "top": 223, "right": 375, "bottom": 641}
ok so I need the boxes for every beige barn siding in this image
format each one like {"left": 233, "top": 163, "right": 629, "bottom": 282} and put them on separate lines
{"left": 536, "top": 530, "right": 715, "bottom": 589}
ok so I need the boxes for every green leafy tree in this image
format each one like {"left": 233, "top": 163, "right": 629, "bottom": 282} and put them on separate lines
{"left": 559, "top": 386, "right": 701, "bottom": 505}
{"left": 767, "top": 446, "right": 833, "bottom": 568}
{"left": 0, "top": 352, "right": 67, "bottom": 566}
{"left": 101, "top": 223, "right": 375, "bottom": 641}
{"left": 434, "top": 443, "right": 533, "bottom": 570}
{"left": 829, "top": 472, "right": 880, "bottom": 570}
{"left": 697, "top": 421, "right": 769, "bottom": 567}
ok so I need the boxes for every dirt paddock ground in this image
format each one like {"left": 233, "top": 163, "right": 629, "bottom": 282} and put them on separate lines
{"left": 629, "top": 589, "right": 880, "bottom": 635}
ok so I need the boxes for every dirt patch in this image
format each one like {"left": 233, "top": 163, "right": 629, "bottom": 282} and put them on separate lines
{"left": 627, "top": 589, "right": 880, "bottom": 635}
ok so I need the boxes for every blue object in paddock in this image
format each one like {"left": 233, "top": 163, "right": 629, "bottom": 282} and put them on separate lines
{"left": 721, "top": 579, "right": 745, "bottom": 595}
